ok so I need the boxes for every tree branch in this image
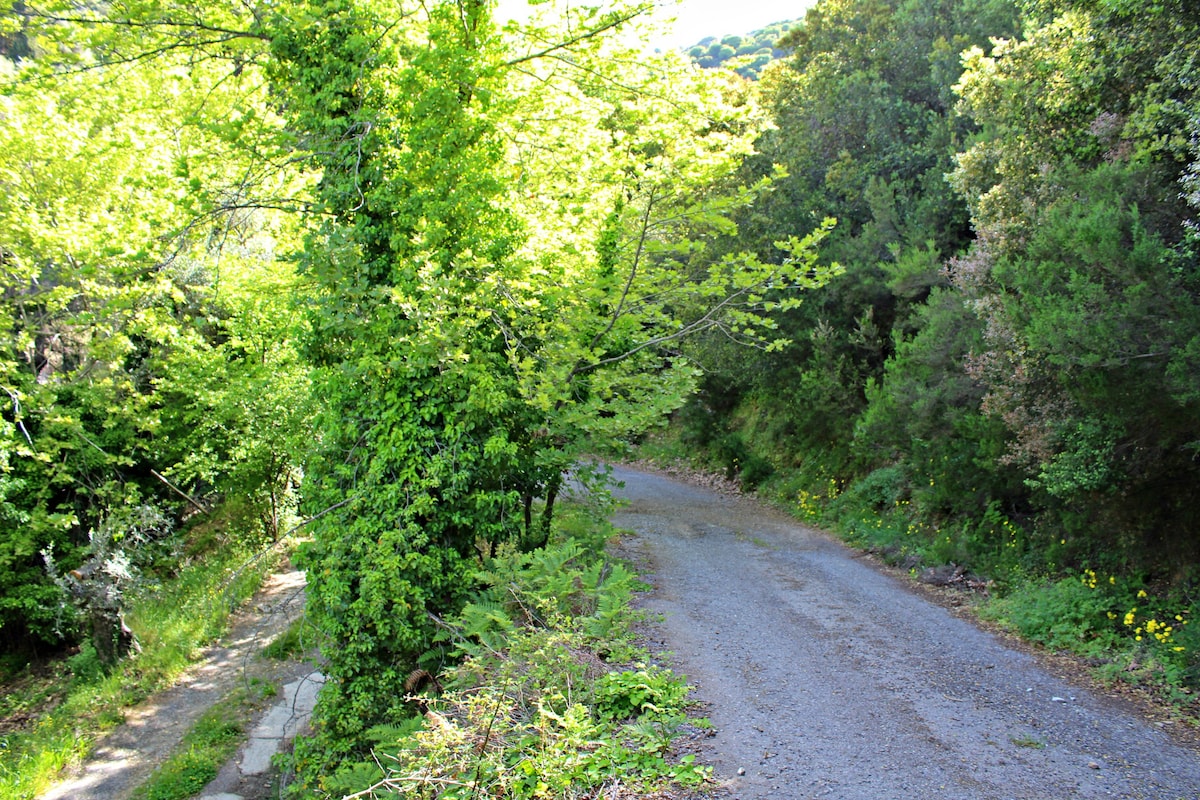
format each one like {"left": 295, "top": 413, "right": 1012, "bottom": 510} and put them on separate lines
{"left": 503, "top": 6, "right": 647, "bottom": 68}
{"left": 151, "top": 469, "right": 208, "bottom": 514}
{"left": 21, "top": 7, "right": 269, "bottom": 42}
{"left": 569, "top": 278, "right": 775, "bottom": 379}
{"left": 583, "top": 187, "right": 656, "bottom": 355}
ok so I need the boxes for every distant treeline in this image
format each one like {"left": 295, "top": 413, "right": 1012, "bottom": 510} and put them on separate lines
{"left": 685, "top": 19, "right": 800, "bottom": 80}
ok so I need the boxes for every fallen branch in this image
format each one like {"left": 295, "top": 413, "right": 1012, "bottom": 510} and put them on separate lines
{"left": 151, "top": 469, "right": 208, "bottom": 514}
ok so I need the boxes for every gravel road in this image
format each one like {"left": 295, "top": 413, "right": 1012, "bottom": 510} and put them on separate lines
{"left": 609, "top": 464, "right": 1200, "bottom": 800}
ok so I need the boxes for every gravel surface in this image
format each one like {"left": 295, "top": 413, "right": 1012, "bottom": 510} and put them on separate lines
{"left": 610, "top": 464, "right": 1200, "bottom": 800}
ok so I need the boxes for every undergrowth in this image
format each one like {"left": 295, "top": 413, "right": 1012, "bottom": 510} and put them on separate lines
{"left": 0, "top": 521, "right": 283, "bottom": 800}
{"left": 803, "top": 468, "right": 1200, "bottom": 710}
{"left": 980, "top": 573, "right": 1199, "bottom": 702}
{"left": 812, "top": 470, "right": 1200, "bottom": 709}
{"left": 300, "top": 509, "right": 711, "bottom": 799}
{"left": 262, "top": 615, "right": 322, "bottom": 661}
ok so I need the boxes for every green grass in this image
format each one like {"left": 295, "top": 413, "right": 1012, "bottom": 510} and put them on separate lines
{"left": 0, "top": 538, "right": 282, "bottom": 800}
{"left": 261, "top": 615, "right": 320, "bottom": 661}
{"left": 633, "top": 427, "right": 697, "bottom": 466}
{"left": 130, "top": 690, "right": 254, "bottom": 800}
{"left": 1009, "top": 734, "right": 1046, "bottom": 749}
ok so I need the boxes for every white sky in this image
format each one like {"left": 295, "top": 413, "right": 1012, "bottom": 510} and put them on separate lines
{"left": 496, "top": 0, "right": 814, "bottom": 50}
{"left": 649, "top": 0, "right": 812, "bottom": 48}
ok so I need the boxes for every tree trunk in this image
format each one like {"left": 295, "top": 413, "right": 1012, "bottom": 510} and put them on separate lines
{"left": 531, "top": 472, "right": 562, "bottom": 550}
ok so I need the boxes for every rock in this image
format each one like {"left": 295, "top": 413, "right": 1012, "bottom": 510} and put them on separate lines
{"left": 918, "top": 564, "right": 965, "bottom": 586}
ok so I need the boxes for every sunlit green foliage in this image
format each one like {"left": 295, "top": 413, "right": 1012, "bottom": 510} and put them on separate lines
{"left": 3, "top": 0, "right": 838, "bottom": 784}
{"left": 10, "top": 0, "right": 1200, "bottom": 782}
{"left": 0, "top": 38, "right": 310, "bottom": 653}
{"left": 258, "top": 0, "right": 837, "bottom": 768}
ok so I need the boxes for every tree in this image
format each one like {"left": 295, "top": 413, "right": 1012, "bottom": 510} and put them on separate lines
{"left": 684, "top": 0, "right": 1019, "bottom": 476}
{"left": 267, "top": 0, "right": 837, "bottom": 765}
{"left": 684, "top": 19, "right": 802, "bottom": 80}
{"left": 0, "top": 16, "right": 310, "bottom": 653}
{"left": 949, "top": 0, "right": 1200, "bottom": 563}
{"left": 9, "top": 0, "right": 835, "bottom": 768}
{"left": 43, "top": 505, "right": 171, "bottom": 666}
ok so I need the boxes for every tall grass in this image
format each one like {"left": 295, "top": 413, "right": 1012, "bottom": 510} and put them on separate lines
{"left": 0, "top": 541, "right": 280, "bottom": 800}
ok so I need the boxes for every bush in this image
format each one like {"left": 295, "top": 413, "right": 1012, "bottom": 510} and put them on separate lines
{"left": 739, "top": 453, "right": 775, "bottom": 489}
{"left": 593, "top": 666, "right": 691, "bottom": 722}
{"left": 304, "top": 527, "right": 711, "bottom": 799}
{"left": 981, "top": 572, "right": 1198, "bottom": 698}
{"left": 981, "top": 576, "right": 1121, "bottom": 658}
{"left": 839, "top": 464, "right": 908, "bottom": 510}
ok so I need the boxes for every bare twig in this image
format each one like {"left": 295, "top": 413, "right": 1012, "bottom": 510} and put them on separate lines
{"left": 2, "top": 387, "right": 34, "bottom": 446}
{"left": 470, "top": 699, "right": 504, "bottom": 798}
{"left": 284, "top": 496, "right": 356, "bottom": 536}
{"left": 220, "top": 495, "right": 357, "bottom": 605}
{"left": 150, "top": 469, "right": 208, "bottom": 514}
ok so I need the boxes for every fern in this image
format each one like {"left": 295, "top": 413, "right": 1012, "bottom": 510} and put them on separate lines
{"left": 327, "top": 520, "right": 710, "bottom": 799}
{"left": 442, "top": 600, "right": 514, "bottom": 660}
{"left": 365, "top": 717, "right": 425, "bottom": 745}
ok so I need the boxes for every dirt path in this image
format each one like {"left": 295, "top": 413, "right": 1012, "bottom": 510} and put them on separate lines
{"left": 610, "top": 465, "right": 1200, "bottom": 800}
{"left": 38, "top": 565, "right": 316, "bottom": 800}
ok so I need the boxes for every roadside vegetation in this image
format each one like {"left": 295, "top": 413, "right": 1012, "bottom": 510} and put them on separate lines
{"left": 628, "top": 0, "right": 1200, "bottom": 724}
{"left": 641, "top": 420, "right": 1200, "bottom": 719}
{"left": 298, "top": 505, "right": 710, "bottom": 799}
{"left": 2, "top": 0, "right": 833, "bottom": 788}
